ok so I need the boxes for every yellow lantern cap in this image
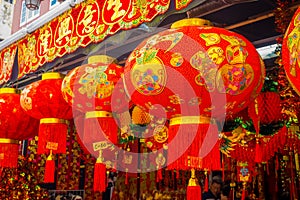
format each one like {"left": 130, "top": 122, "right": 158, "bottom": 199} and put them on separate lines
{"left": 171, "top": 18, "right": 213, "bottom": 29}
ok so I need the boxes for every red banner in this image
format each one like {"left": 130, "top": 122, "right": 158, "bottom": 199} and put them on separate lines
{"left": 16, "top": 0, "right": 193, "bottom": 79}
{"left": 0, "top": 45, "right": 16, "bottom": 85}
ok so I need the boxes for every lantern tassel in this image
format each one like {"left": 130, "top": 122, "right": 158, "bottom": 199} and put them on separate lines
{"left": 156, "top": 167, "right": 163, "bottom": 182}
{"left": 187, "top": 168, "right": 201, "bottom": 200}
{"left": 204, "top": 170, "right": 209, "bottom": 192}
{"left": 44, "top": 151, "right": 55, "bottom": 183}
{"left": 93, "top": 158, "right": 106, "bottom": 192}
{"left": 125, "top": 169, "right": 128, "bottom": 185}
{"left": 255, "top": 138, "right": 262, "bottom": 163}
{"left": 241, "top": 182, "right": 247, "bottom": 200}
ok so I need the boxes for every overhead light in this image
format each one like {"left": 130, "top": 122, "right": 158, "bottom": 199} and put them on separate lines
{"left": 25, "top": 0, "right": 41, "bottom": 10}
{"left": 256, "top": 44, "right": 278, "bottom": 60}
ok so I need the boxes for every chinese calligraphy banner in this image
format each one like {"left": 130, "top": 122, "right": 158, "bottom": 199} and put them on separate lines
{"left": 16, "top": 0, "right": 193, "bottom": 79}
{"left": 0, "top": 45, "right": 16, "bottom": 85}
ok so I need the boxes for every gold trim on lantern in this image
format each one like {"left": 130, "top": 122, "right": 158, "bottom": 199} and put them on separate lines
{"left": 171, "top": 18, "right": 213, "bottom": 29}
{"left": 169, "top": 116, "right": 215, "bottom": 126}
{"left": 0, "top": 138, "right": 19, "bottom": 144}
{"left": 88, "top": 55, "right": 116, "bottom": 64}
{"left": 42, "top": 72, "right": 64, "bottom": 80}
{"left": 85, "top": 111, "right": 113, "bottom": 119}
{"left": 40, "top": 118, "right": 67, "bottom": 124}
{"left": 0, "top": 88, "right": 19, "bottom": 94}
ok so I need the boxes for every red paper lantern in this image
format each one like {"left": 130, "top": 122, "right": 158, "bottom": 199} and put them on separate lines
{"left": 124, "top": 18, "right": 265, "bottom": 173}
{"left": 61, "top": 55, "right": 128, "bottom": 192}
{"left": 20, "top": 72, "right": 72, "bottom": 183}
{"left": 20, "top": 72, "right": 72, "bottom": 154}
{"left": 0, "top": 88, "right": 39, "bottom": 168}
{"left": 282, "top": 7, "right": 300, "bottom": 96}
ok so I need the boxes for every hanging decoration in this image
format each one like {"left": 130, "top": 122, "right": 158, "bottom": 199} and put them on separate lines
{"left": 0, "top": 88, "right": 39, "bottom": 168}
{"left": 16, "top": 0, "right": 194, "bottom": 79}
{"left": 20, "top": 72, "right": 73, "bottom": 183}
{"left": 0, "top": 45, "right": 17, "bottom": 86}
{"left": 61, "top": 55, "right": 128, "bottom": 192}
{"left": 124, "top": 17, "right": 265, "bottom": 171}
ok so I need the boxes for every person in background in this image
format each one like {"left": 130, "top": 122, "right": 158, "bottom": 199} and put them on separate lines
{"left": 202, "top": 176, "right": 223, "bottom": 200}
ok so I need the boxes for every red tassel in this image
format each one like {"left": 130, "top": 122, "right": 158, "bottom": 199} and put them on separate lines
{"left": 176, "top": 170, "right": 180, "bottom": 179}
{"left": 241, "top": 188, "right": 246, "bottom": 200}
{"left": 44, "top": 153, "right": 55, "bottom": 183}
{"left": 255, "top": 139, "right": 262, "bottom": 163}
{"left": 93, "top": 161, "right": 106, "bottom": 192}
{"left": 125, "top": 170, "right": 128, "bottom": 185}
{"left": 156, "top": 168, "right": 163, "bottom": 182}
{"left": 187, "top": 186, "right": 201, "bottom": 200}
{"left": 204, "top": 173, "right": 209, "bottom": 192}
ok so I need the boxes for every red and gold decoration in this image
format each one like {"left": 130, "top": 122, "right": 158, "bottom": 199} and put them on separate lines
{"left": 282, "top": 6, "right": 300, "bottom": 97}
{"left": 0, "top": 45, "right": 17, "bottom": 86}
{"left": 124, "top": 18, "right": 264, "bottom": 163}
{"left": 16, "top": 0, "right": 194, "bottom": 79}
{"left": 61, "top": 55, "right": 127, "bottom": 192}
{"left": 237, "top": 162, "right": 251, "bottom": 200}
{"left": 124, "top": 17, "right": 265, "bottom": 200}
{"left": 0, "top": 88, "right": 38, "bottom": 168}
{"left": 20, "top": 72, "right": 72, "bottom": 183}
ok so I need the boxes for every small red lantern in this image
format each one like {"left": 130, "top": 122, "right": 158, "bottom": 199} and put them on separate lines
{"left": 282, "top": 7, "right": 300, "bottom": 96}
{"left": 61, "top": 55, "right": 129, "bottom": 192}
{"left": 0, "top": 88, "right": 39, "bottom": 168}
{"left": 20, "top": 72, "right": 72, "bottom": 182}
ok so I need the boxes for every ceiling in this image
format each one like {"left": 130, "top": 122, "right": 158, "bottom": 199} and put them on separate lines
{"left": 11, "top": 0, "right": 300, "bottom": 87}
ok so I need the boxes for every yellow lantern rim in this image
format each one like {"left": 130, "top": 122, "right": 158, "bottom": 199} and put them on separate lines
{"left": 0, "top": 138, "right": 19, "bottom": 144}
{"left": 169, "top": 116, "right": 215, "bottom": 125}
{"left": 0, "top": 88, "right": 19, "bottom": 94}
{"left": 171, "top": 18, "right": 213, "bottom": 29}
{"left": 88, "top": 55, "right": 116, "bottom": 65}
{"left": 40, "top": 118, "right": 67, "bottom": 124}
{"left": 85, "top": 111, "right": 113, "bottom": 119}
{"left": 42, "top": 72, "right": 64, "bottom": 80}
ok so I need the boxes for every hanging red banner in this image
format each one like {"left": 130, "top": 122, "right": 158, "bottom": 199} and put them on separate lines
{"left": 0, "top": 45, "right": 16, "bottom": 85}
{"left": 16, "top": 0, "right": 193, "bottom": 79}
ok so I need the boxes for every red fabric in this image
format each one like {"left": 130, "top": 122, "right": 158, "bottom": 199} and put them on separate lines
{"left": 0, "top": 143, "right": 19, "bottom": 168}
{"left": 187, "top": 186, "right": 201, "bottom": 200}
{"left": 37, "top": 122, "right": 68, "bottom": 154}
{"left": 44, "top": 158, "right": 55, "bottom": 183}
{"left": 93, "top": 162, "right": 106, "bottom": 192}
{"left": 168, "top": 123, "right": 220, "bottom": 170}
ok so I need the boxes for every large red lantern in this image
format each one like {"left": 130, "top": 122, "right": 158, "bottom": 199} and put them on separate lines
{"left": 0, "top": 88, "right": 39, "bottom": 168}
{"left": 282, "top": 7, "right": 300, "bottom": 96}
{"left": 20, "top": 72, "right": 72, "bottom": 182}
{"left": 61, "top": 55, "right": 129, "bottom": 192}
{"left": 124, "top": 18, "right": 264, "bottom": 171}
